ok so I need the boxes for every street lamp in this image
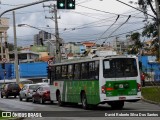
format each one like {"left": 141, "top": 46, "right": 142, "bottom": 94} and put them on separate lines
{"left": 18, "top": 24, "right": 45, "bottom": 32}
{"left": 0, "top": 0, "right": 54, "bottom": 84}
{"left": 17, "top": 23, "right": 63, "bottom": 61}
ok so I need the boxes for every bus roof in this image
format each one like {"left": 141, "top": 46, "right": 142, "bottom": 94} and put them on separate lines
{"left": 51, "top": 55, "right": 137, "bottom": 66}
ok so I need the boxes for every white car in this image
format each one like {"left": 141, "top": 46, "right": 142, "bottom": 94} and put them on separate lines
{"left": 19, "top": 84, "right": 41, "bottom": 102}
{"left": 36, "top": 82, "right": 49, "bottom": 85}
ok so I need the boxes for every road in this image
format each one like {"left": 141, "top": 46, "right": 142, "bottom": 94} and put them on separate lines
{"left": 0, "top": 96, "right": 160, "bottom": 120}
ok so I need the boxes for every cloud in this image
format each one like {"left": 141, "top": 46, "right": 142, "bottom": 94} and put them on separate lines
{"left": 0, "top": 0, "right": 147, "bottom": 46}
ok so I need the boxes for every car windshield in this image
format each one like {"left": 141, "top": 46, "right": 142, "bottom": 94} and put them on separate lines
{"left": 43, "top": 87, "right": 50, "bottom": 91}
{"left": 29, "top": 85, "right": 40, "bottom": 90}
{"left": 9, "top": 84, "right": 19, "bottom": 89}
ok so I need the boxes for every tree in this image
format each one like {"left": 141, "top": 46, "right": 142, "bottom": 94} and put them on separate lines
{"left": 127, "top": 32, "right": 143, "bottom": 54}
{"left": 142, "top": 22, "right": 158, "bottom": 38}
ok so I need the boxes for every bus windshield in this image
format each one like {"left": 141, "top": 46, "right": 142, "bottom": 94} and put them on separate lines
{"left": 103, "top": 58, "right": 138, "bottom": 78}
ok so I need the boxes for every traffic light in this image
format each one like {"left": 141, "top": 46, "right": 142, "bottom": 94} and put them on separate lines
{"left": 1, "top": 63, "right": 5, "bottom": 69}
{"left": 57, "top": 0, "right": 66, "bottom": 9}
{"left": 57, "top": 0, "right": 75, "bottom": 9}
{"left": 66, "top": 0, "right": 75, "bottom": 9}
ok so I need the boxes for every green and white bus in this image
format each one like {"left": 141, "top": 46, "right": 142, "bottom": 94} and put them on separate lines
{"left": 48, "top": 55, "right": 141, "bottom": 109}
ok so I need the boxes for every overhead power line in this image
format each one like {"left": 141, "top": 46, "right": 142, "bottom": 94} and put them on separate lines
{"left": 77, "top": 4, "right": 146, "bottom": 19}
{"left": 115, "top": 0, "right": 156, "bottom": 19}
{"left": 97, "top": 15, "right": 120, "bottom": 40}
{"left": 101, "top": 15, "right": 131, "bottom": 45}
{"left": 72, "top": 27, "right": 145, "bottom": 43}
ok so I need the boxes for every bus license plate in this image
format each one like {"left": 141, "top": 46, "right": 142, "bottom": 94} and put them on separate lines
{"left": 119, "top": 97, "right": 126, "bottom": 100}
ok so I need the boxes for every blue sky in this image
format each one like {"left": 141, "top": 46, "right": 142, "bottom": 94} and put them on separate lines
{"left": 0, "top": 0, "right": 155, "bottom": 46}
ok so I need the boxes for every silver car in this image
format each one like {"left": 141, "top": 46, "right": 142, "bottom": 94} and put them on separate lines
{"left": 19, "top": 84, "right": 40, "bottom": 102}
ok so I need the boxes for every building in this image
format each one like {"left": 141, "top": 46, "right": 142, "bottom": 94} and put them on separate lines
{"left": 0, "top": 17, "right": 9, "bottom": 61}
{"left": 64, "top": 42, "right": 86, "bottom": 58}
{"left": 34, "top": 31, "right": 52, "bottom": 46}
{"left": 82, "top": 42, "right": 95, "bottom": 51}
{"left": 9, "top": 51, "right": 40, "bottom": 63}
{"left": 112, "top": 38, "right": 126, "bottom": 54}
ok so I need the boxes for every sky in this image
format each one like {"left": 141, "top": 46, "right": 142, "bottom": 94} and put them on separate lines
{"left": 0, "top": 0, "right": 155, "bottom": 46}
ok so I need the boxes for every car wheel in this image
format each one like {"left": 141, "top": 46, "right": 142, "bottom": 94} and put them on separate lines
{"left": 14, "top": 95, "right": 16, "bottom": 98}
{"left": 19, "top": 95, "right": 22, "bottom": 101}
{"left": 50, "top": 100, "right": 53, "bottom": 104}
{"left": 1, "top": 94, "right": 3, "bottom": 98}
{"left": 40, "top": 97, "right": 44, "bottom": 104}
{"left": 32, "top": 97, "right": 36, "bottom": 103}
{"left": 6, "top": 94, "right": 8, "bottom": 98}
{"left": 26, "top": 98, "right": 29, "bottom": 102}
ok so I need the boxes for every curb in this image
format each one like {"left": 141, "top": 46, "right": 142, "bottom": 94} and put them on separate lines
{"left": 141, "top": 97, "right": 160, "bottom": 106}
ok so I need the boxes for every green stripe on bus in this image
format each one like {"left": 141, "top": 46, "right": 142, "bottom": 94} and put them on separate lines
{"left": 62, "top": 80, "right": 100, "bottom": 104}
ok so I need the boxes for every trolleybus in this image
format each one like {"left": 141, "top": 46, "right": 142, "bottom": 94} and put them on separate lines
{"left": 48, "top": 55, "right": 141, "bottom": 109}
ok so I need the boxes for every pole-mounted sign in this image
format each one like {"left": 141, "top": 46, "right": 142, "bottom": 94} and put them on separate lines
{"left": 47, "top": 59, "right": 53, "bottom": 66}
{"left": 2, "top": 58, "right": 7, "bottom": 63}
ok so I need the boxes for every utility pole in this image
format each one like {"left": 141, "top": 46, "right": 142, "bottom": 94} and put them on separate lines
{"left": 0, "top": 32, "right": 3, "bottom": 59}
{"left": 54, "top": 4, "right": 61, "bottom": 63}
{"left": 13, "top": 11, "right": 19, "bottom": 84}
{"left": 0, "top": 0, "right": 54, "bottom": 83}
{"left": 155, "top": 0, "right": 160, "bottom": 61}
{"left": 44, "top": 4, "right": 61, "bottom": 63}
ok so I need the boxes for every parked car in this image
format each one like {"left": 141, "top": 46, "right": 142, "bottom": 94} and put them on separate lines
{"left": 19, "top": 84, "right": 41, "bottom": 102}
{"left": 32, "top": 85, "right": 52, "bottom": 104}
{"left": 1, "top": 83, "right": 21, "bottom": 98}
{"left": 36, "top": 82, "right": 48, "bottom": 85}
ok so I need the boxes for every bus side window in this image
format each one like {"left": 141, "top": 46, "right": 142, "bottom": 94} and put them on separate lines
{"left": 74, "top": 64, "right": 81, "bottom": 79}
{"left": 62, "top": 65, "right": 67, "bottom": 79}
{"left": 50, "top": 67, "right": 55, "bottom": 84}
{"left": 68, "top": 64, "right": 74, "bottom": 80}
{"left": 95, "top": 61, "right": 99, "bottom": 79}
{"left": 89, "top": 62, "right": 95, "bottom": 79}
{"left": 55, "top": 66, "right": 62, "bottom": 80}
{"left": 81, "top": 62, "right": 89, "bottom": 79}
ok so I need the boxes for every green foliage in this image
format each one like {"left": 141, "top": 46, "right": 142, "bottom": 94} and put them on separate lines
{"left": 131, "top": 32, "right": 141, "bottom": 40}
{"left": 142, "top": 23, "right": 157, "bottom": 38}
{"left": 127, "top": 32, "right": 142, "bottom": 54}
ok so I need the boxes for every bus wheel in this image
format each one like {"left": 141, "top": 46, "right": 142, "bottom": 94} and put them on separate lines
{"left": 110, "top": 101, "right": 124, "bottom": 110}
{"left": 82, "top": 93, "right": 88, "bottom": 110}
{"left": 57, "top": 93, "right": 64, "bottom": 106}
